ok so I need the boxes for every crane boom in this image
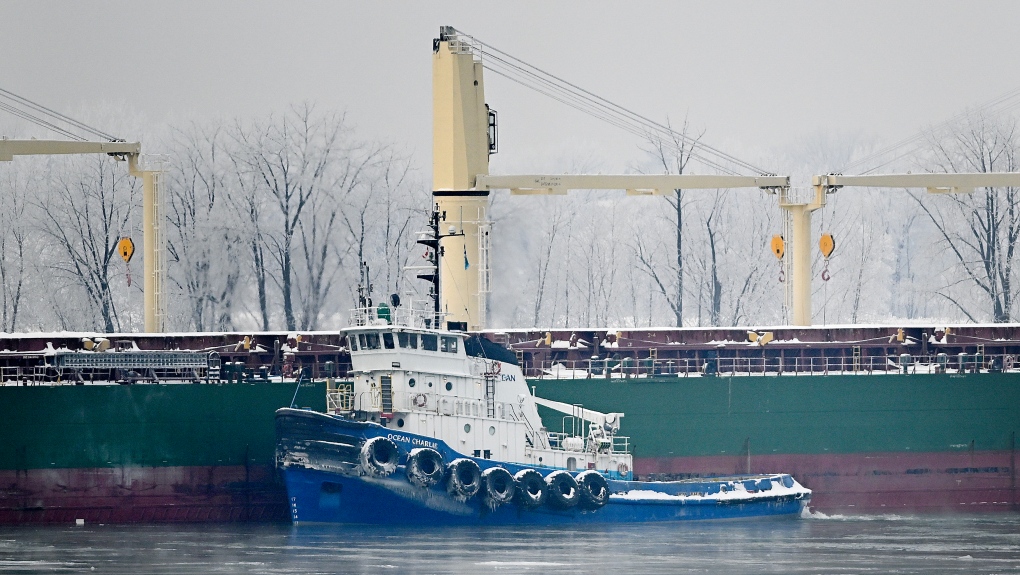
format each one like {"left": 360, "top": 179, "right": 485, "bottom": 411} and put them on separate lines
{"left": 532, "top": 396, "right": 624, "bottom": 431}
{"left": 477, "top": 174, "right": 789, "bottom": 194}
{"left": 0, "top": 139, "right": 140, "bottom": 161}
{"left": 815, "top": 172, "right": 1020, "bottom": 193}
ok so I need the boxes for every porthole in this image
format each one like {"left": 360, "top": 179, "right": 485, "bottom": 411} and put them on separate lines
{"left": 488, "top": 426, "right": 495, "bottom": 436}
{"left": 445, "top": 381, "right": 453, "bottom": 391}
{"left": 397, "top": 419, "right": 405, "bottom": 428}
{"left": 408, "top": 378, "right": 416, "bottom": 388}
{"left": 428, "top": 381, "right": 433, "bottom": 388}
{"left": 464, "top": 424, "right": 472, "bottom": 433}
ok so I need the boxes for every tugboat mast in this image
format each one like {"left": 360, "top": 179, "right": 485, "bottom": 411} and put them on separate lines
{"left": 416, "top": 204, "right": 464, "bottom": 330}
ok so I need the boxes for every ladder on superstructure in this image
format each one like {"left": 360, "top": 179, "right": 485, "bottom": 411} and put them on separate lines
{"left": 484, "top": 372, "right": 496, "bottom": 418}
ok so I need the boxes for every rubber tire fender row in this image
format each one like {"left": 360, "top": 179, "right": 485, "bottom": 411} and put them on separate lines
{"left": 359, "top": 436, "right": 399, "bottom": 477}
{"left": 406, "top": 448, "right": 445, "bottom": 488}
{"left": 481, "top": 466, "right": 515, "bottom": 506}
{"left": 447, "top": 458, "right": 482, "bottom": 499}
{"left": 513, "top": 469, "right": 546, "bottom": 508}
{"left": 544, "top": 470, "right": 581, "bottom": 509}
{"left": 575, "top": 470, "right": 610, "bottom": 509}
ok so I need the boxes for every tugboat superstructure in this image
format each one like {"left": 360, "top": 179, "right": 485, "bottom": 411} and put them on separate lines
{"left": 337, "top": 307, "right": 633, "bottom": 480}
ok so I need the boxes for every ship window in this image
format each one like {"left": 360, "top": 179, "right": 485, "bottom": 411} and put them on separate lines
{"left": 408, "top": 378, "right": 416, "bottom": 388}
{"left": 488, "top": 426, "right": 495, "bottom": 435}
{"left": 445, "top": 381, "right": 452, "bottom": 391}
{"left": 464, "top": 424, "right": 472, "bottom": 433}
{"left": 358, "top": 333, "right": 367, "bottom": 349}
{"left": 421, "top": 334, "right": 438, "bottom": 351}
{"left": 347, "top": 335, "right": 358, "bottom": 351}
{"left": 383, "top": 333, "right": 395, "bottom": 349}
{"left": 363, "top": 333, "right": 380, "bottom": 350}
{"left": 441, "top": 336, "right": 458, "bottom": 353}
{"left": 409, "top": 333, "right": 418, "bottom": 349}
{"left": 397, "top": 332, "right": 409, "bottom": 348}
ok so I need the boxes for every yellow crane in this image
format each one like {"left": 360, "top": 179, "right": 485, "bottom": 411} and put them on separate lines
{"left": 433, "top": 27, "right": 788, "bottom": 331}
{"left": 434, "top": 26, "right": 1020, "bottom": 328}
{"left": 0, "top": 138, "right": 166, "bottom": 332}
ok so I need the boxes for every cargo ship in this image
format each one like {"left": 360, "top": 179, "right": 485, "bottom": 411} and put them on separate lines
{"left": 3, "top": 26, "right": 1017, "bottom": 524}
{"left": 1, "top": 323, "right": 1017, "bottom": 523}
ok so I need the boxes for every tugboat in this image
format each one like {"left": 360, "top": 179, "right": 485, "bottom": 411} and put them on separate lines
{"left": 275, "top": 209, "right": 810, "bottom": 525}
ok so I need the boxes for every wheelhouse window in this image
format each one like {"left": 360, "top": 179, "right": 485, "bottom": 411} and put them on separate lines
{"left": 363, "top": 332, "right": 380, "bottom": 350}
{"left": 347, "top": 334, "right": 358, "bottom": 351}
{"left": 397, "top": 332, "right": 419, "bottom": 349}
{"left": 441, "top": 336, "right": 458, "bottom": 354}
{"left": 383, "top": 332, "right": 395, "bottom": 349}
{"left": 421, "top": 333, "right": 438, "bottom": 351}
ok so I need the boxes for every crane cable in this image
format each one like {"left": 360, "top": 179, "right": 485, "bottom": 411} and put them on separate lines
{"left": 451, "top": 28, "right": 773, "bottom": 177}
{"left": 480, "top": 55, "right": 744, "bottom": 176}
{"left": 0, "top": 87, "right": 121, "bottom": 142}
{"left": 472, "top": 37, "right": 761, "bottom": 176}
{"left": 838, "top": 86, "right": 1020, "bottom": 175}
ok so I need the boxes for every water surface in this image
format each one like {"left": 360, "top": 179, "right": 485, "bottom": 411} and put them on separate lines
{"left": 2, "top": 512, "right": 1019, "bottom": 574}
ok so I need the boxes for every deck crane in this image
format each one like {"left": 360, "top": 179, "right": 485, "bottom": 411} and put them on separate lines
{"left": 0, "top": 138, "right": 167, "bottom": 332}
{"left": 433, "top": 27, "right": 790, "bottom": 331}
{"left": 794, "top": 172, "right": 1020, "bottom": 325}
{"left": 436, "top": 27, "right": 1020, "bottom": 328}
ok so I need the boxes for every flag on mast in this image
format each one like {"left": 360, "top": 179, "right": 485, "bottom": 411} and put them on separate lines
{"left": 463, "top": 245, "right": 470, "bottom": 269}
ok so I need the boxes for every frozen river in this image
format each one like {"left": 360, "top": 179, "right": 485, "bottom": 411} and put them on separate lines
{"left": 2, "top": 511, "right": 1019, "bottom": 574}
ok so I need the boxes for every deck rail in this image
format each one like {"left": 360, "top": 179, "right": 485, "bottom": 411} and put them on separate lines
{"left": 521, "top": 352, "right": 1019, "bottom": 379}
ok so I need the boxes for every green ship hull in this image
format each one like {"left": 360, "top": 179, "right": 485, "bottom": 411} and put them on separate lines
{"left": 0, "top": 381, "right": 325, "bottom": 523}
{"left": 534, "top": 372, "right": 1019, "bottom": 512}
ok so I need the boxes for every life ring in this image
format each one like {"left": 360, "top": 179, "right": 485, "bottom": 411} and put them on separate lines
{"left": 544, "top": 470, "right": 580, "bottom": 509}
{"left": 446, "top": 458, "right": 481, "bottom": 500}
{"left": 405, "top": 448, "right": 444, "bottom": 488}
{"left": 575, "top": 470, "right": 610, "bottom": 509}
{"left": 481, "top": 467, "right": 515, "bottom": 506}
{"left": 359, "top": 436, "right": 399, "bottom": 477}
{"left": 413, "top": 393, "right": 428, "bottom": 408}
{"left": 513, "top": 469, "right": 545, "bottom": 508}
{"left": 617, "top": 462, "right": 630, "bottom": 478}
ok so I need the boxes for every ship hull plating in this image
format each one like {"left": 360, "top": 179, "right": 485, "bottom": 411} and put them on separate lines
{"left": 276, "top": 409, "right": 809, "bottom": 525}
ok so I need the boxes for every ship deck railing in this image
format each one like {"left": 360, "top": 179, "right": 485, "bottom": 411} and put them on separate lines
{"left": 525, "top": 353, "right": 1020, "bottom": 379}
{"left": 2, "top": 350, "right": 224, "bottom": 386}
{"left": 349, "top": 299, "right": 441, "bottom": 330}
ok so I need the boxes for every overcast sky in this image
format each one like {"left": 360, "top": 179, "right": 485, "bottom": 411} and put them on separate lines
{"left": 3, "top": 1, "right": 1019, "bottom": 185}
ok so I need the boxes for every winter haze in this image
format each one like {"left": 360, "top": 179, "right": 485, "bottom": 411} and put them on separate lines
{"left": 1, "top": 1, "right": 1019, "bottom": 332}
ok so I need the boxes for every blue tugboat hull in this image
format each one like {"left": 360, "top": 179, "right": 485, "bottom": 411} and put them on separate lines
{"left": 283, "top": 467, "right": 807, "bottom": 525}
{"left": 277, "top": 409, "right": 809, "bottom": 525}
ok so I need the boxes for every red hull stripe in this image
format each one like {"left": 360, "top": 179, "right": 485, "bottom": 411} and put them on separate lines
{"left": 636, "top": 450, "right": 1018, "bottom": 512}
{"left": 0, "top": 465, "right": 289, "bottom": 524}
